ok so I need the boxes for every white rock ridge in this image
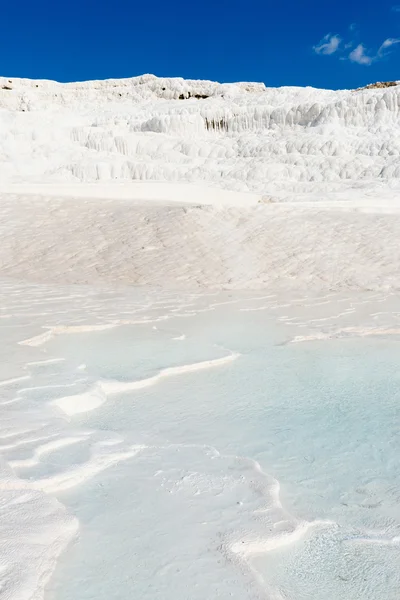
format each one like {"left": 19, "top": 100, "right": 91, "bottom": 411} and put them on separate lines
{"left": 1, "top": 74, "right": 399, "bottom": 201}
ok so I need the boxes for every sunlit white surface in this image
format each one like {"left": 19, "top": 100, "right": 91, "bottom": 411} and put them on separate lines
{"left": 1, "top": 282, "right": 399, "bottom": 600}
{"left": 1, "top": 74, "right": 400, "bottom": 201}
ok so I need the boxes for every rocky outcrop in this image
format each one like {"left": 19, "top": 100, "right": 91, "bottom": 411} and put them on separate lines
{"left": 355, "top": 81, "right": 399, "bottom": 91}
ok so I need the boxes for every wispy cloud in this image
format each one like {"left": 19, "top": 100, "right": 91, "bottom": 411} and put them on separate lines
{"left": 349, "top": 44, "right": 374, "bottom": 65}
{"left": 392, "top": 5, "right": 400, "bottom": 11}
{"left": 378, "top": 37, "right": 400, "bottom": 54}
{"left": 315, "top": 29, "right": 400, "bottom": 65}
{"left": 314, "top": 33, "right": 342, "bottom": 55}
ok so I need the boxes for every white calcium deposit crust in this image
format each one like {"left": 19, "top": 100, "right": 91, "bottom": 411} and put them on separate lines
{"left": 0, "top": 74, "right": 399, "bottom": 201}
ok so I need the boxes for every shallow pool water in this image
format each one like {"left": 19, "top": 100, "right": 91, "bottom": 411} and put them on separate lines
{"left": 1, "top": 284, "right": 399, "bottom": 600}
{"left": 43, "top": 304, "right": 400, "bottom": 600}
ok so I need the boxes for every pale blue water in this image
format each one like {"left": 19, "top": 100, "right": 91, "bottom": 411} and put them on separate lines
{"left": 42, "top": 306, "right": 400, "bottom": 600}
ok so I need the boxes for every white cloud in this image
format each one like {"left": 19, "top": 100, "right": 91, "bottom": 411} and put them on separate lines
{"left": 315, "top": 28, "right": 400, "bottom": 66}
{"left": 378, "top": 37, "right": 400, "bottom": 54}
{"left": 347, "top": 38, "right": 400, "bottom": 65}
{"left": 392, "top": 5, "right": 400, "bottom": 11}
{"left": 349, "top": 44, "right": 374, "bottom": 65}
{"left": 314, "top": 34, "right": 341, "bottom": 55}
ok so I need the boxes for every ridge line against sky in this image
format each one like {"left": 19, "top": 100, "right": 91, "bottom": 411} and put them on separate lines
{"left": 2, "top": 0, "right": 400, "bottom": 89}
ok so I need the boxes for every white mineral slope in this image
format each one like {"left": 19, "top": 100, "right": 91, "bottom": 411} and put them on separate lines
{"left": 1, "top": 191, "right": 400, "bottom": 291}
{"left": 0, "top": 74, "right": 400, "bottom": 201}
{"left": 1, "top": 74, "right": 400, "bottom": 291}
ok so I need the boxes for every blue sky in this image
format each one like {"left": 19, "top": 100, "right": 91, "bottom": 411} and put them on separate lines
{"left": 2, "top": 0, "right": 399, "bottom": 89}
